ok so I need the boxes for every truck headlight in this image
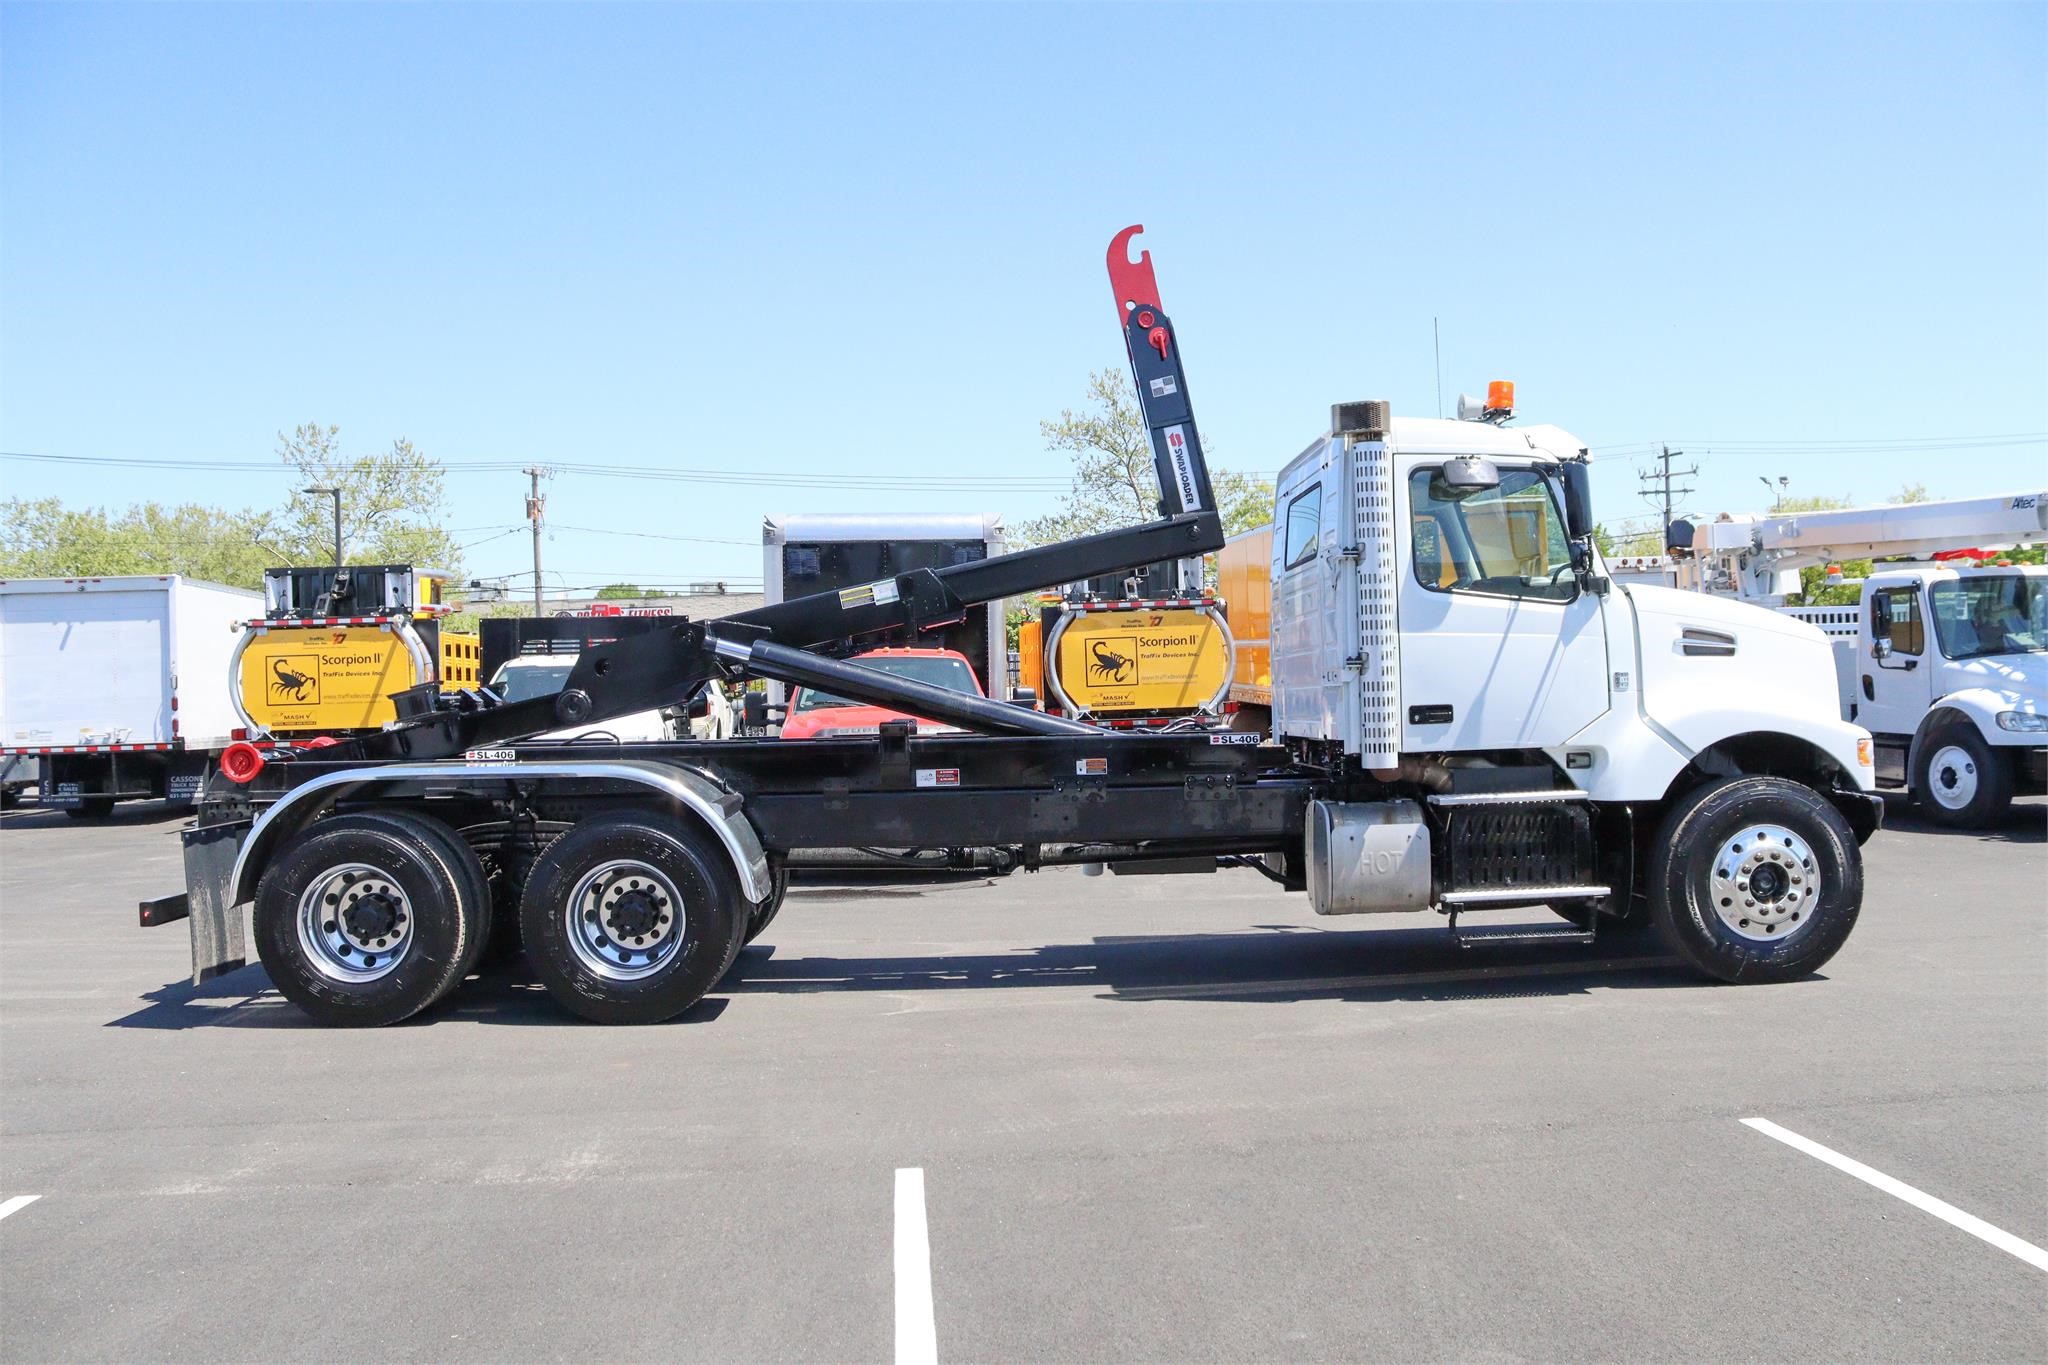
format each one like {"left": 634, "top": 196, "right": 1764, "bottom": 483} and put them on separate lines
{"left": 1996, "top": 710, "right": 2046, "bottom": 732}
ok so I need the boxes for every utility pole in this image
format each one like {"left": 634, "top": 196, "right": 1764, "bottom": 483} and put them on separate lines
{"left": 523, "top": 467, "right": 548, "bottom": 618}
{"left": 1637, "top": 444, "right": 1697, "bottom": 542}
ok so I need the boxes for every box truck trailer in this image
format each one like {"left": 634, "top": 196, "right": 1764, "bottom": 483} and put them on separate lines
{"left": 2, "top": 575, "right": 259, "bottom": 815}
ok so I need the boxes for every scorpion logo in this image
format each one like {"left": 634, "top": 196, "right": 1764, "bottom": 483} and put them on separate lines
{"left": 1087, "top": 639, "right": 1134, "bottom": 685}
{"left": 270, "top": 657, "right": 316, "bottom": 702}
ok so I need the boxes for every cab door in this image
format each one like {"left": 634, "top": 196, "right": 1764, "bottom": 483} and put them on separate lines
{"left": 1396, "top": 462, "right": 1609, "bottom": 751}
{"left": 1860, "top": 583, "right": 1932, "bottom": 738}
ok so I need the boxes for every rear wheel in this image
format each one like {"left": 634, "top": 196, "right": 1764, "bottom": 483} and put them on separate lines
{"left": 252, "top": 813, "right": 477, "bottom": 1026}
{"left": 519, "top": 816, "right": 745, "bottom": 1024}
{"left": 1913, "top": 724, "right": 2013, "bottom": 828}
{"left": 1647, "top": 776, "right": 1861, "bottom": 984}
{"left": 65, "top": 797, "right": 116, "bottom": 820}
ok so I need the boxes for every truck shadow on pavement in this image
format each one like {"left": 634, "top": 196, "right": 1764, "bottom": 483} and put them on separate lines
{"left": 1878, "top": 794, "right": 2046, "bottom": 844}
{"left": 106, "top": 922, "right": 1711, "bottom": 1028}
{"left": 106, "top": 964, "right": 730, "bottom": 1030}
{"left": 719, "top": 922, "right": 1713, "bottom": 1006}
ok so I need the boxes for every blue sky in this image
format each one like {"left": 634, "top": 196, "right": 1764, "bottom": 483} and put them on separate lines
{"left": 4, "top": 2, "right": 2043, "bottom": 594}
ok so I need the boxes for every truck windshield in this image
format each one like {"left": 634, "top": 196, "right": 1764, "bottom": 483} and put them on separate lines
{"left": 1409, "top": 467, "right": 1576, "bottom": 602}
{"left": 794, "top": 655, "right": 980, "bottom": 711}
{"left": 1928, "top": 575, "right": 2047, "bottom": 660}
{"left": 491, "top": 661, "right": 575, "bottom": 701}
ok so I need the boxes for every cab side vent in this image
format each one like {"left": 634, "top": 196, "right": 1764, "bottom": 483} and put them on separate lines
{"left": 1679, "top": 626, "right": 1737, "bottom": 657}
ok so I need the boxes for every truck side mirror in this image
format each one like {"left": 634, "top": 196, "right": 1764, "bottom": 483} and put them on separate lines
{"left": 742, "top": 692, "right": 767, "bottom": 728}
{"left": 1869, "top": 609, "right": 1890, "bottom": 642}
{"left": 1561, "top": 462, "right": 1595, "bottom": 542}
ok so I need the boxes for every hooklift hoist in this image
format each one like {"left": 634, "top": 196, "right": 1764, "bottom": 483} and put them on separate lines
{"left": 144, "top": 226, "right": 1881, "bottom": 1026}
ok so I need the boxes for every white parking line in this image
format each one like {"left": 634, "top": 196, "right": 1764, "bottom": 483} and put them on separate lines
{"left": 895, "top": 1168, "right": 938, "bottom": 1365}
{"left": 0, "top": 1195, "right": 41, "bottom": 1222}
{"left": 1743, "top": 1117, "right": 2048, "bottom": 1273}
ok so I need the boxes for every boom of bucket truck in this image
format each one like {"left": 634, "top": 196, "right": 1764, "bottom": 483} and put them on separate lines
{"left": 145, "top": 227, "right": 1879, "bottom": 1029}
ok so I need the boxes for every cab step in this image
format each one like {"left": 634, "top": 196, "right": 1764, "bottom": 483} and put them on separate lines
{"left": 1451, "top": 921, "right": 1597, "bottom": 949}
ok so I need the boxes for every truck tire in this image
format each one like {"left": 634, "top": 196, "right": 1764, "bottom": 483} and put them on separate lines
{"left": 252, "top": 813, "right": 477, "bottom": 1027}
{"left": 1647, "top": 776, "right": 1861, "bottom": 985}
{"left": 742, "top": 863, "right": 790, "bottom": 945}
{"left": 518, "top": 815, "right": 746, "bottom": 1025}
{"left": 349, "top": 811, "right": 494, "bottom": 986}
{"left": 1913, "top": 724, "right": 2013, "bottom": 829}
{"left": 65, "top": 798, "right": 116, "bottom": 820}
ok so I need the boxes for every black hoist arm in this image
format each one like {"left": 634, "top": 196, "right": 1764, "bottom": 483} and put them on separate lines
{"left": 352, "top": 229, "right": 1223, "bottom": 761}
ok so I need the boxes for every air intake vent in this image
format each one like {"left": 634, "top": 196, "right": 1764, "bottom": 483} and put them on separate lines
{"left": 1331, "top": 400, "right": 1391, "bottom": 438}
{"left": 1679, "top": 626, "right": 1738, "bottom": 657}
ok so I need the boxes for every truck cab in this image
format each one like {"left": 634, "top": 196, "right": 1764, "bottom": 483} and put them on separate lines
{"left": 1856, "top": 563, "right": 2046, "bottom": 824}
{"left": 1269, "top": 404, "right": 1875, "bottom": 820}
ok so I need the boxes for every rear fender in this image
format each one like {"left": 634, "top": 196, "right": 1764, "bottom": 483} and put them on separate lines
{"left": 227, "top": 759, "right": 771, "bottom": 907}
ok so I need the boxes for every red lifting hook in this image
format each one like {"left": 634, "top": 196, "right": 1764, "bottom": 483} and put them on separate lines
{"left": 1107, "top": 224, "right": 1163, "bottom": 319}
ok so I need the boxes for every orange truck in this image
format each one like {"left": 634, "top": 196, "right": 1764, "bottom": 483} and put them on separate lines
{"left": 1214, "top": 527, "right": 1273, "bottom": 729}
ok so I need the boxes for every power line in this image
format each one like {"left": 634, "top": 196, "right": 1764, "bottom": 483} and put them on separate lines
{"left": 547, "top": 523, "right": 755, "bottom": 547}
{"left": 0, "top": 448, "right": 1073, "bottom": 491}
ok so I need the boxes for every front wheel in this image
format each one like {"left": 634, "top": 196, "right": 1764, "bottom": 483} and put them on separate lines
{"left": 519, "top": 816, "right": 746, "bottom": 1024}
{"left": 1647, "top": 776, "right": 1862, "bottom": 984}
{"left": 1913, "top": 724, "right": 2013, "bottom": 829}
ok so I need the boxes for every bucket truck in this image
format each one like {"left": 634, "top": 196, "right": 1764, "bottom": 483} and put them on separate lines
{"left": 1681, "top": 494, "right": 2047, "bottom": 825}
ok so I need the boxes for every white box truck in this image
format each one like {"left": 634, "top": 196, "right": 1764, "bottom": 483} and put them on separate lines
{"left": 0, "top": 575, "right": 260, "bottom": 816}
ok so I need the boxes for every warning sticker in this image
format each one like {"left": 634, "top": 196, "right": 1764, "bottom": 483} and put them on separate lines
{"left": 1075, "top": 756, "right": 1108, "bottom": 776}
{"left": 915, "top": 768, "right": 961, "bottom": 788}
{"left": 837, "top": 578, "right": 903, "bottom": 611}
{"left": 1149, "top": 375, "right": 1178, "bottom": 398}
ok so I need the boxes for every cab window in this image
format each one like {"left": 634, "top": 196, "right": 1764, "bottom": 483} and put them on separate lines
{"left": 1282, "top": 485, "right": 1322, "bottom": 569}
{"left": 1876, "top": 587, "right": 1925, "bottom": 656}
{"left": 1407, "top": 467, "right": 1575, "bottom": 602}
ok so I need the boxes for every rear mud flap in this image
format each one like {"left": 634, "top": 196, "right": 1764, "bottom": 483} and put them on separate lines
{"left": 181, "top": 821, "right": 249, "bottom": 983}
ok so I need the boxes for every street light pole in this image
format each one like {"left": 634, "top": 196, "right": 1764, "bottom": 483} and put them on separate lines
{"left": 303, "top": 486, "right": 342, "bottom": 566}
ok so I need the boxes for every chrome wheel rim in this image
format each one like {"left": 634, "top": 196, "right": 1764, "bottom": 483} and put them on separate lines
{"left": 1926, "top": 745, "right": 1979, "bottom": 811}
{"left": 1710, "top": 824, "right": 1818, "bottom": 942}
{"left": 565, "top": 859, "right": 687, "bottom": 981}
{"left": 297, "top": 862, "right": 414, "bottom": 982}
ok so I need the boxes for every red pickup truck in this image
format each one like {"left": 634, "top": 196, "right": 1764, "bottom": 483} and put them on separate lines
{"left": 776, "top": 646, "right": 983, "bottom": 739}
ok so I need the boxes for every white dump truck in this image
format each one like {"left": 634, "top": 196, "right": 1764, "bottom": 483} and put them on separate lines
{"left": 144, "top": 228, "right": 1880, "bottom": 1026}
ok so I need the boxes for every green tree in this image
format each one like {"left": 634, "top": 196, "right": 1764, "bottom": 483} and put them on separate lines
{"left": 594, "top": 583, "right": 657, "bottom": 600}
{"left": 277, "top": 423, "right": 460, "bottom": 569}
{"left": 0, "top": 424, "right": 461, "bottom": 587}
{"left": 1774, "top": 493, "right": 1853, "bottom": 514}
{"left": 0, "top": 496, "right": 281, "bottom": 585}
{"left": 1889, "top": 482, "right": 1931, "bottom": 505}
{"left": 1016, "top": 369, "right": 1273, "bottom": 545}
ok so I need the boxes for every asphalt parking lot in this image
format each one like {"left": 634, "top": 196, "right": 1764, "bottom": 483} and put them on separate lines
{"left": 2, "top": 797, "right": 2043, "bottom": 1362}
